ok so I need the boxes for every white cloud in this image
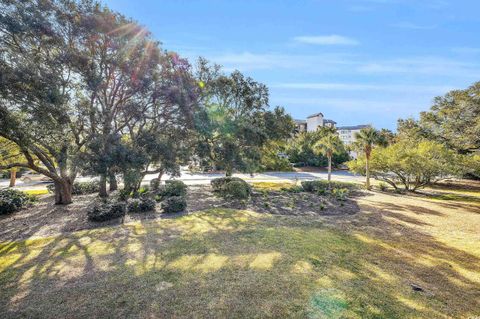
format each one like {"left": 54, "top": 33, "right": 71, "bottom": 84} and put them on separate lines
{"left": 182, "top": 47, "right": 480, "bottom": 79}
{"left": 293, "top": 35, "right": 359, "bottom": 46}
{"left": 357, "top": 57, "right": 480, "bottom": 77}
{"left": 391, "top": 22, "right": 437, "bottom": 30}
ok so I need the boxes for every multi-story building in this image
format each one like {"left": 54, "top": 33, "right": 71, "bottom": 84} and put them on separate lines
{"left": 294, "top": 112, "right": 336, "bottom": 133}
{"left": 294, "top": 119, "right": 307, "bottom": 133}
{"left": 337, "top": 124, "right": 371, "bottom": 146}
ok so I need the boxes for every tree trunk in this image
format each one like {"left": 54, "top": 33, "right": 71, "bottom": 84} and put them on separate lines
{"left": 54, "top": 179, "right": 73, "bottom": 205}
{"left": 327, "top": 155, "right": 332, "bottom": 183}
{"left": 99, "top": 174, "right": 108, "bottom": 197}
{"left": 9, "top": 168, "right": 16, "bottom": 187}
{"left": 365, "top": 156, "right": 371, "bottom": 190}
{"left": 157, "top": 169, "right": 164, "bottom": 182}
{"left": 225, "top": 165, "right": 233, "bottom": 177}
{"left": 109, "top": 172, "right": 117, "bottom": 191}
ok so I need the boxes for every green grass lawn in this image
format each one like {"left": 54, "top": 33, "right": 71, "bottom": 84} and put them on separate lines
{"left": 0, "top": 206, "right": 479, "bottom": 318}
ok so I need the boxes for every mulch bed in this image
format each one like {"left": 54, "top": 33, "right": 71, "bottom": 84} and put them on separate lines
{"left": 0, "top": 185, "right": 362, "bottom": 241}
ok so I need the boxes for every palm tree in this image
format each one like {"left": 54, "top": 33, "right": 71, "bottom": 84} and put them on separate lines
{"left": 353, "top": 127, "right": 385, "bottom": 189}
{"left": 314, "top": 132, "right": 343, "bottom": 183}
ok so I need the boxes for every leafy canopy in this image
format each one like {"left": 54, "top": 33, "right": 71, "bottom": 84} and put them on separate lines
{"left": 348, "top": 139, "right": 460, "bottom": 191}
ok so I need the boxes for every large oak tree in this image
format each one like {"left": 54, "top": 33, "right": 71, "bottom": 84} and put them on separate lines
{"left": 0, "top": 0, "right": 93, "bottom": 204}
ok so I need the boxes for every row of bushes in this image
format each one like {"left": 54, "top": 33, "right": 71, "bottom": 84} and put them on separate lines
{"left": 87, "top": 180, "right": 188, "bottom": 222}
{"left": 152, "top": 179, "right": 187, "bottom": 213}
{"left": 210, "top": 177, "right": 355, "bottom": 202}
{"left": 0, "top": 189, "right": 35, "bottom": 215}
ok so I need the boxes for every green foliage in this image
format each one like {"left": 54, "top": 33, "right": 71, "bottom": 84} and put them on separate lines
{"left": 127, "top": 199, "right": 142, "bottom": 213}
{"left": 73, "top": 181, "right": 100, "bottom": 195}
{"left": 418, "top": 82, "right": 480, "bottom": 154}
{"left": 379, "top": 129, "right": 397, "bottom": 145}
{"left": 260, "top": 141, "right": 294, "bottom": 172}
{"left": 353, "top": 127, "right": 387, "bottom": 155}
{"left": 194, "top": 59, "right": 294, "bottom": 175}
{"left": 221, "top": 181, "right": 251, "bottom": 200}
{"left": 348, "top": 139, "right": 460, "bottom": 191}
{"left": 161, "top": 196, "right": 187, "bottom": 214}
{"left": 211, "top": 177, "right": 247, "bottom": 191}
{"left": 301, "top": 181, "right": 319, "bottom": 192}
{"left": 127, "top": 198, "right": 156, "bottom": 213}
{"left": 87, "top": 201, "right": 126, "bottom": 222}
{"left": 0, "top": 0, "right": 92, "bottom": 204}
{"left": 281, "top": 186, "right": 304, "bottom": 193}
{"left": 352, "top": 127, "right": 387, "bottom": 189}
{"left": 287, "top": 129, "right": 350, "bottom": 167}
{"left": 47, "top": 181, "right": 100, "bottom": 195}
{"left": 210, "top": 177, "right": 252, "bottom": 199}
{"left": 301, "top": 180, "right": 357, "bottom": 193}
{"left": 138, "top": 187, "right": 150, "bottom": 196}
{"left": 0, "top": 0, "right": 196, "bottom": 203}
{"left": 314, "top": 132, "right": 345, "bottom": 181}
{"left": 0, "top": 189, "right": 34, "bottom": 215}
{"left": 314, "top": 133, "right": 344, "bottom": 158}
{"left": 332, "top": 188, "right": 349, "bottom": 201}
{"left": 150, "top": 178, "right": 160, "bottom": 191}
{"left": 211, "top": 177, "right": 251, "bottom": 199}
{"left": 163, "top": 180, "right": 187, "bottom": 197}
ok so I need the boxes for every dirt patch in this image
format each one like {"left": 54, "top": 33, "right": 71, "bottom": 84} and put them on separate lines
{"left": 432, "top": 178, "right": 480, "bottom": 192}
{"left": 187, "top": 185, "right": 364, "bottom": 216}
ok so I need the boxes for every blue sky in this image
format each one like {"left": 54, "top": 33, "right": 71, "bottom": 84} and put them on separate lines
{"left": 102, "top": 0, "right": 480, "bottom": 130}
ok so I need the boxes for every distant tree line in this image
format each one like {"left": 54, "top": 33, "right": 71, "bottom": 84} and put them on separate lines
{"left": 349, "top": 82, "right": 480, "bottom": 190}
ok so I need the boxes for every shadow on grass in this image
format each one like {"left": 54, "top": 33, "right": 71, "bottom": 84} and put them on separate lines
{"left": 0, "top": 204, "right": 479, "bottom": 318}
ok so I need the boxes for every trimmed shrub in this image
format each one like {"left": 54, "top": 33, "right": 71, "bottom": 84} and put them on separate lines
{"left": 140, "top": 198, "right": 156, "bottom": 211}
{"left": 87, "top": 200, "right": 126, "bottom": 222}
{"left": 211, "top": 177, "right": 246, "bottom": 191}
{"left": 73, "top": 181, "right": 100, "bottom": 194}
{"left": 127, "top": 198, "right": 156, "bottom": 213}
{"left": 0, "top": 189, "right": 33, "bottom": 215}
{"left": 47, "top": 181, "right": 100, "bottom": 195}
{"left": 300, "top": 181, "right": 317, "bottom": 193}
{"left": 162, "top": 180, "right": 187, "bottom": 197}
{"left": 220, "top": 181, "right": 251, "bottom": 200}
{"left": 161, "top": 196, "right": 187, "bottom": 214}
{"left": 150, "top": 178, "right": 160, "bottom": 190}
{"left": 127, "top": 198, "right": 141, "bottom": 212}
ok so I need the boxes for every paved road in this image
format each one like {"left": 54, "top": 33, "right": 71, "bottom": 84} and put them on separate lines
{"left": 0, "top": 170, "right": 364, "bottom": 191}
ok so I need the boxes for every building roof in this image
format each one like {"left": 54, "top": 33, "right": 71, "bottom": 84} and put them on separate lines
{"left": 294, "top": 119, "right": 307, "bottom": 124}
{"left": 323, "top": 119, "right": 337, "bottom": 124}
{"left": 306, "top": 112, "right": 324, "bottom": 118}
{"left": 336, "top": 124, "right": 371, "bottom": 131}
